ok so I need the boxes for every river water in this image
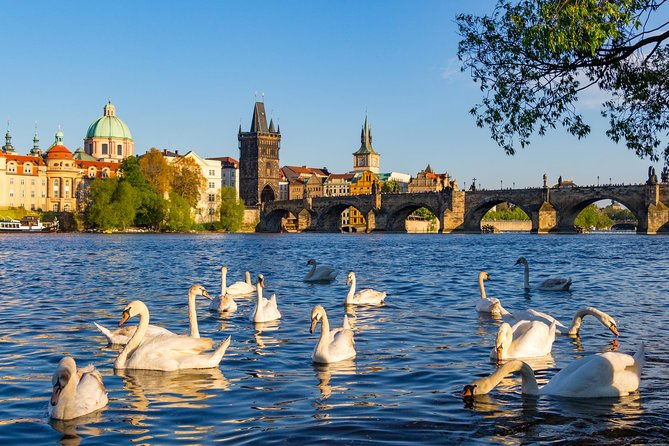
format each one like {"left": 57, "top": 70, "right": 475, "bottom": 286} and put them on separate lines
{"left": 0, "top": 232, "right": 666, "bottom": 444}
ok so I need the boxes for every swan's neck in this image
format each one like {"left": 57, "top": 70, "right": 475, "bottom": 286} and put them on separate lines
{"left": 472, "top": 360, "right": 540, "bottom": 395}
{"left": 478, "top": 276, "right": 487, "bottom": 299}
{"left": 307, "top": 263, "right": 317, "bottom": 279}
{"left": 116, "top": 307, "right": 148, "bottom": 368}
{"left": 345, "top": 276, "right": 356, "bottom": 304}
{"left": 245, "top": 272, "right": 251, "bottom": 285}
{"left": 221, "top": 269, "right": 227, "bottom": 296}
{"left": 188, "top": 290, "right": 200, "bottom": 338}
{"left": 256, "top": 282, "right": 264, "bottom": 317}
{"left": 567, "top": 307, "right": 604, "bottom": 335}
{"left": 523, "top": 262, "right": 530, "bottom": 289}
{"left": 315, "top": 312, "right": 331, "bottom": 356}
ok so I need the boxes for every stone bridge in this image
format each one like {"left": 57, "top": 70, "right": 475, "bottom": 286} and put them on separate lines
{"left": 258, "top": 184, "right": 669, "bottom": 234}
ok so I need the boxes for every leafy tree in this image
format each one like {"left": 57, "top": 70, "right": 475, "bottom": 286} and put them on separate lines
{"left": 85, "top": 179, "right": 118, "bottom": 230}
{"left": 135, "top": 188, "right": 167, "bottom": 229}
{"left": 171, "top": 156, "right": 206, "bottom": 209}
{"left": 575, "top": 204, "right": 614, "bottom": 229}
{"left": 164, "top": 192, "right": 193, "bottom": 231}
{"left": 484, "top": 205, "right": 530, "bottom": 220}
{"left": 139, "top": 148, "right": 172, "bottom": 196}
{"left": 382, "top": 180, "right": 401, "bottom": 193}
{"left": 119, "top": 156, "right": 148, "bottom": 189}
{"left": 457, "top": 1, "right": 669, "bottom": 166}
{"left": 219, "top": 186, "right": 245, "bottom": 232}
{"left": 112, "top": 181, "right": 140, "bottom": 229}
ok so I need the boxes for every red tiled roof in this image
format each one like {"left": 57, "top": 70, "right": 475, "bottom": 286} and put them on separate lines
{"left": 326, "top": 173, "right": 355, "bottom": 181}
{"left": 46, "top": 145, "right": 73, "bottom": 159}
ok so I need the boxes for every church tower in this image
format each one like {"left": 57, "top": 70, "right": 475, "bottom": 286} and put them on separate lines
{"left": 238, "top": 101, "right": 281, "bottom": 206}
{"left": 352, "top": 114, "right": 380, "bottom": 173}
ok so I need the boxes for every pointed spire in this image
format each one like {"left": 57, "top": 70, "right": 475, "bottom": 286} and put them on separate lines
{"left": 2, "top": 121, "right": 14, "bottom": 153}
{"left": 31, "top": 123, "right": 40, "bottom": 155}
{"left": 268, "top": 118, "right": 275, "bottom": 133}
{"left": 250, "top": 102, "right": 269, "bottom": 133}
{"left": 354, "top": 113, "right": 377, "bottom": 155}
{"left": 54, "top": 127, "right": 64, "bottom": 146}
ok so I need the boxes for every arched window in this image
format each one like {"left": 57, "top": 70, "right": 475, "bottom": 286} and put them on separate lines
{"left": 64, "top": 204, "right": 70, "bottom": 212}
{"left": 266, "top": 162, "right": 272, "bottom": 177}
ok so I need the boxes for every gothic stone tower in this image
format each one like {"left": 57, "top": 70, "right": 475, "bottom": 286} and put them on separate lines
{"left": 238, "top": 102, "right": 281, "bottom": 206}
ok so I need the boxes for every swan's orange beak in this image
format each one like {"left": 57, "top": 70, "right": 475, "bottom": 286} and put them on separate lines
{"left": 202, "top": 290, "right": 212, "bottom": 300}
{"left": 462, "top": 384, "right": 476, "bottom": 398}
{"left": 609, "top": 324, "right": 619, "bottom": 337}
{"left": 496, "top": 346, "right": 503, "bottom": 362}
{"left": 119, "top": 310, "right": 130, "bottom": 326}
{"left": 310, "top": 318, "right": 318, "bottom": 334}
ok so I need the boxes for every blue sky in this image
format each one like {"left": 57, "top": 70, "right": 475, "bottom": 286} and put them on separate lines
{"left": 2, "top": 0, "right": 659, "bottom": 188}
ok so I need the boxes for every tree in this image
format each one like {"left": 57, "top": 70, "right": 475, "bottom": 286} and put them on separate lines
{"left": 118, "top": 156, "right": 148, "bottom": 189}
{"left": 382, "top": 180, "right": 401, "bottom": 193}
{"left": 164, "top": 192, "right": 193, "bottom": 231}
{"left": 575, "top": 204, "right": 614, "bottom": 229}
{"left": 457, "top": 1, "right": 669, "bottom": 166}
{"left": 170, "top": 156, "right": 206, "bottom": 209}
{"left": 139, "top": 148, "right": 172, "bottom": 196}
{"left": 219, "top": 186, "right": 245, "bottom": 232}
{"left": 85, "top": 178, "right": 140, "bottom": 230}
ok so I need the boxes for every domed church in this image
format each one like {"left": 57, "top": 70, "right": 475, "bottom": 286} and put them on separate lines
{"left": 83, "top": 101, "right": 134, "bottom": 163}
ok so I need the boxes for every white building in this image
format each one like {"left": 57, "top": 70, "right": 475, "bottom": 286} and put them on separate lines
{"left": 164, "top": 150, "right": 222, "bottom": 223}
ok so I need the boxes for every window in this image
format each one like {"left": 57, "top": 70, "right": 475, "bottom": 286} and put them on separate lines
{"left": 31, "top": 179, "right": 35, "bottom": 186}
{"left": 64, "top": 204, "right": 70, "bottom": 212}
{"left": 53, "top": 179, "right": 59, "bottom": 198}
{"left": 209, "top": 182, "right": 215, "bottom": 189}
{"left": 266, "top": 161, "right": 272, "bottom": 177}
{"left": 8, "top": 163, "right": 16, "bottom": 173}
{"left": 117, "top": 144, "right": 122, "bottom": 156}
{"left": 102, "top": 143, "right": 108, "bottom": 155}
{"left": 102, "top": 170, "right": 109, "bottom": 178}
{"left": 53, "top": 204, "right": 59, "bottom": 212}
{"left": 31, "top": 191, "right": 35, "bottom": 198}
{"left": 24, "top": 164, "right": 32, "bottom": 173}
{"left": 9, "top": 178, "right": 13, "bottom": 185}
{"left": 209, "top": 208, "right": 215, "bottom": 215}
{"left": 209, "top": 170, "right": 215, "bottom": 176}
{"left": 208, "top": 194, "right": 215, "bottom": 202}
{"left": 42, "top": 179, "right": 46, "bottom": 187}
{"left": 20, "top": 179, "right": 25, "bottom": 185}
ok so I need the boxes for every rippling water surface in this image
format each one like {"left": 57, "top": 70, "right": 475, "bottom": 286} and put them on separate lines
{"left": 0, "top": 232, "right": 667, "bottom": 444}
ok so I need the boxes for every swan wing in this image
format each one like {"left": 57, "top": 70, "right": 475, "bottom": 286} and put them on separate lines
{"left": 352, "top": 289, "right": 386, "bottom": 305}
{"left": 73, "top": 368, "right": 108, "bottom": 416}
{"left": 329, "top": 328, "right": 356, "bottom": 360}
{"left": 227, "top": 281, "right": 255, "bottom": 295}
{"left": 538, "top": 277, "right": 572, "bottom": 290}
{"left": 305, "top": 266, "right": 338, "bottom": 282}
{"left": 542, "top": 351, "right": 641, "bottom": 397}
{"left": 508, "top": 321, "right": 555, "bottom": 358}
{"left": 94, "top": 322, "right": 173, "bottom": 345}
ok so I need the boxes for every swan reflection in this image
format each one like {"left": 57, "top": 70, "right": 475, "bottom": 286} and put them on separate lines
{"left": 116, "top": 367, "right": 229, "bottom": 414}
{"left": 313, "top": 359, "right": 357, "bottom": 401}
{"left": 253, "top": 320, "right": 281, "bottom": 352}
{"left": 49, "top": 411, "right": 103, "bottom": 446}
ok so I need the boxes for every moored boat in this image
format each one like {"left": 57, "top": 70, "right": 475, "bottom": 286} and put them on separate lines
{"left": 0, "top": 216, "right": 59, "bottom": 233}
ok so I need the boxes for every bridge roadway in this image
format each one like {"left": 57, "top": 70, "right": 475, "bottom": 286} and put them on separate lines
{"left": 258, "top": 183, "right": 669, "bottom": 234}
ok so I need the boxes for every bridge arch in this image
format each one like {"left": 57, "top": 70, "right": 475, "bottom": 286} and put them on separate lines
{"left": 385, "top": 202, "right": 440, "bottom": 232}
{"left": 557, "top": 195, "right": 641, "bottom": 231}
{"left": 314, "top": 203, "right": 369, "bottom": 232}
{"left": 464, "top": 198, "right": 535, "bottom": 232}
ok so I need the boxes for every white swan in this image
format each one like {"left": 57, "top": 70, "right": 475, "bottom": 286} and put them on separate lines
{"left": 304, "top": 259, "right": 338, "bottom": 282}
{"left": 345, "top": 271, "right": 386, "bottom": 306}
{"left": 491, "top": 320, "right": 557, "bottom": 361}
{"left": 476, "top": 272, "right": 509, "bottom": 315}
{"left": 310, "top": 305, "right": 356, "bottom": 364}
{"left": 114, "top": 300, "right": 231, "bottom": 371}
{"left": 464, "top": 343, "right": 645, "bottom": 398}
{"left": 226, "top": 269, "right": 256, "bottom": 296}
{"left": 49, "top": 357, "right": 108, "bottom": 420}
{"left": 502, "top": 307, "right": 565, "bottom": 331}
{"left": 249, "top": 274, "right": 281, "bottom": 323}
{"left": 94, "top": 284, "right": 212, "bottom": 344}
{"left": 209, "top": 266, "right": 238, "bottom": 313}
{"left": 516, "top": 257, "right": 572, "bottom": 291}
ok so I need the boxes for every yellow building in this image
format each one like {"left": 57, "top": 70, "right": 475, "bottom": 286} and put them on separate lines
{"left": 0, "top": 129, "right": 48, "bottom": 210}
{"left": 347, "top": 170, "right": 381, "bottom": 229}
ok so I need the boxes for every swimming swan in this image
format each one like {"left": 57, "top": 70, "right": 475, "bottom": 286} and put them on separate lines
{"left": 226, "top": 268, "right": 256, "bottom": 296}
{"left": 94, "top": 284, "right": 212, "bottom": 344}
{"left": 310, "top": 305, "right": 356, "bottom": 364}
{"left": 114, "top": 300, "right": 231, "bottom": 371}
{"left": 464, "top": 343, "right": 645, "bottom": 398}
{"left": 503, "top": 306, "right": 619, "bottom": 336}
{"left": 516, "top": 257, "right": 572, "bottom": 291}
{"left": 210, "top": 266, "right": 238, "bottom": 313}
{"left": 345, "top": 271, "right": 386, "bottom": 306}
{"left": 476, "top": 272, "right": 509, "bottom": 315}
{"left": 491, "top": 320, "right": 557, "bottom": 361}
{"left": 304, "top": 259, "right": 338, "bottom": 282}
{"left": 250, "top": 274, "right": 281, "bottom": 323}
{"left": 49, "top": 357, "right": 108, "bottom": 420}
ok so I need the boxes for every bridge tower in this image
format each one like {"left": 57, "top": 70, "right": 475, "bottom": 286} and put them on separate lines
{"left": 238, "top": 101, "right": 281, "bottom": 206}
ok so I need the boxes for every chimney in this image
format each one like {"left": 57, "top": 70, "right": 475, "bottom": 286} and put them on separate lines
{"left": 175, "top": 150, "right": 179, "bottom": 156}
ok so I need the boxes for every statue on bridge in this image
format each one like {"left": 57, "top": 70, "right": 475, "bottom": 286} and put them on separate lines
{"left": 543, "top": 173, "right": 548, "bottom": 189}
{"left": 662, "top": 166, "right": 669, "bottom": 183}
{"left": 647, "top": 166, "right": 658, "bottom": 185}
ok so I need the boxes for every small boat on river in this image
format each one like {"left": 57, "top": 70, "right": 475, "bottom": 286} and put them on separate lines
{"left": 0, "top": 216, "right": 59, "bottom": 233}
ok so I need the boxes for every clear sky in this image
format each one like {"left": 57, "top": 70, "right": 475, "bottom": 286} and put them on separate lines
{"left": 2, "top": 0, "right": 661, "bottom": 189}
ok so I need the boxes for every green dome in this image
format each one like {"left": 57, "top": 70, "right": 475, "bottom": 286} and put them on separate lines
{"left": 85, "top": 101, "right": 133, "bottom": 139}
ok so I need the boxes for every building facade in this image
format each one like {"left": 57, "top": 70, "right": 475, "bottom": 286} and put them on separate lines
{"left": 84, "top": 101, "right": 134, "bottom": 163}
{"left": 323, "top": 173, "right": 354, "bottom": 197}
{"left": 238, "top": 102, "right": 281, "bottom": 206}
{"left": 164, "top": 150, "right": 222, "bottom": 224}
{"left": 208, "top": 156, "right": 239, "bottom": 199}
{"left": 408, "top": 164, "right": 450, "bottom": 193}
